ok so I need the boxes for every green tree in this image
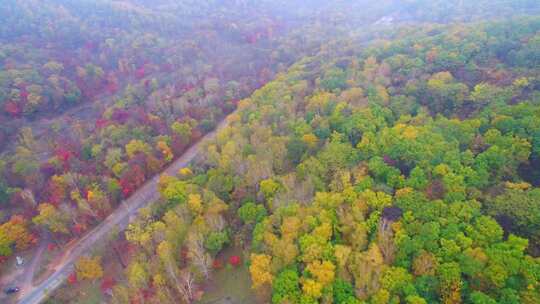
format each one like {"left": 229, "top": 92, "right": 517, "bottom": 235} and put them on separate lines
{"left": 320, "top": 68, "right": 347, "bottom": 92}
{"left": 160, "top": 178, "right": 188, "bottom": 205}
{"left": 204, "top": 231, "right": 229, "bottom": 254}
{"left": 238, "top": 202, "right": 267, "bottom": 224}
{"left": 272, "top": 269, "right": 301, "bottom": 304}
{"left": 486, "top": 189, "right": 540, "bottom": 242}
{"left": 333, "top": 279, "right": 357, "bottom": 304}
{"left": 426, "top": 71, "right": 469, "bottom": 113}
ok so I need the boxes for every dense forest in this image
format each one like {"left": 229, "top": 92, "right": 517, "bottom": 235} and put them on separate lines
{"left": 1, "top": 0, "right": 371, "bottom": 263}
{"left": 1, "top": 1, "right": 540, "bottom": 304}
{"left": 79, "top": 16, "right": 540, "bottom": 304}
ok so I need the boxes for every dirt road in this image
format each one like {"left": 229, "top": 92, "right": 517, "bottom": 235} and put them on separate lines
{"left": 15, "top": 117, "right": 230, "bottom": 304}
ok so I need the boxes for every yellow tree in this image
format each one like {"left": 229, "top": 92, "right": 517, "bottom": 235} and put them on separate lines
{"left": 157, "top": 141, "right": 173, "bottom": 162}
{"left": 306, "top": 260, "right": 336, "bottom": 286}
{"left": 259, "top": 178, "right": 280, "bottom": 201}
{"left": 127, "top": 261, "right": 149, "bottom": 289}
{"left": 334, "top": 245, "right": 352, "bottom": 278}
{"left": 125, "top": 139, "right": 150, "bottom": 158}
{"left": 33, "top": 203, "right": 70, "bottom": 234}
{"left": 302, "top": 278, "right": 323, "bottom": 299}
{"left": 249, "top": 254, "right": 273, "bottom": 290}
{"left": 302, "top": 133, "right": 318, "bottom": 149}
{"left": 187, "top": 194, "right": 203, "bottom": 215}
{"left": 281, "top": 216, "right": 301, "bottom": 241}
{"left": 75, "top": 256, "right": 104, "bottom": 281}
{"left": 1, "top": 215, "right": 36, "bottom": 251}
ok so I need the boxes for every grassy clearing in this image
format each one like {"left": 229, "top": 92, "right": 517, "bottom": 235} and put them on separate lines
{"left": 197, "top": 247, "right": 259, "bottom": 304}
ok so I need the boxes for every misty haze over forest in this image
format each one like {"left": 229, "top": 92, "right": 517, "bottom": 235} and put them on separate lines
{"left": 0, "top": 1, "right": 540, "bottom": 304}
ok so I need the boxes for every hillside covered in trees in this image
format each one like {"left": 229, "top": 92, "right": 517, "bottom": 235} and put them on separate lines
{"left": 1, "top": 1, "right": 540, "bottom": 304}
{"left": 0, "top": 0, "right": 385, "bottom": 266}
{"left": 80, "top": 15, "right": 540, "bottom": 304}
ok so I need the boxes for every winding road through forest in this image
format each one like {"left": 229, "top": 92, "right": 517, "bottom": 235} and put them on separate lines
{"left": 15, "top": 117, "right": 231, "bottom": 304}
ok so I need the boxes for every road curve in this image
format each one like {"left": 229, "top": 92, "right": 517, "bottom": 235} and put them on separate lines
{"left": 17, "top": 117, "right": 230, "bottom": 304}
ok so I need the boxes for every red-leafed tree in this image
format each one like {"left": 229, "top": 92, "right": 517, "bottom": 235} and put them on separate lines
{"left": 67, "top": 272, "right": 78, "bottom": 284}
{"left": 135, "top": 67, "right": 146, "bottom": 79}
{"left": 56, "top": 147, "right": 74, "bottom": 171}
{"left": 20, "top": 90, "right": 29, "bottom": 102}
{"left": 46, "top": 176, "right": 68, "bottom": 206}
{"left": 101, "top": 276, "right": 116, "bottom": 293}
{"left": 4, "top": 101, "right": 21, "bottom": 117}
{"left": 72, "top": 223, "right": 87, "bottom": 236}
{"left": 47, "top": 243, "right": 56, "bottom": 252}
{"left": 229, "top": 255, "right": 241, "bottom": 267}
{"left": 119, "top": 165, "right": 146, "bottom": 197}
{"left": 95, "top": 118, "right": 109, "bottom": 129}
{"left": 213, "top": 259, "right": 223, "bottom": 269}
